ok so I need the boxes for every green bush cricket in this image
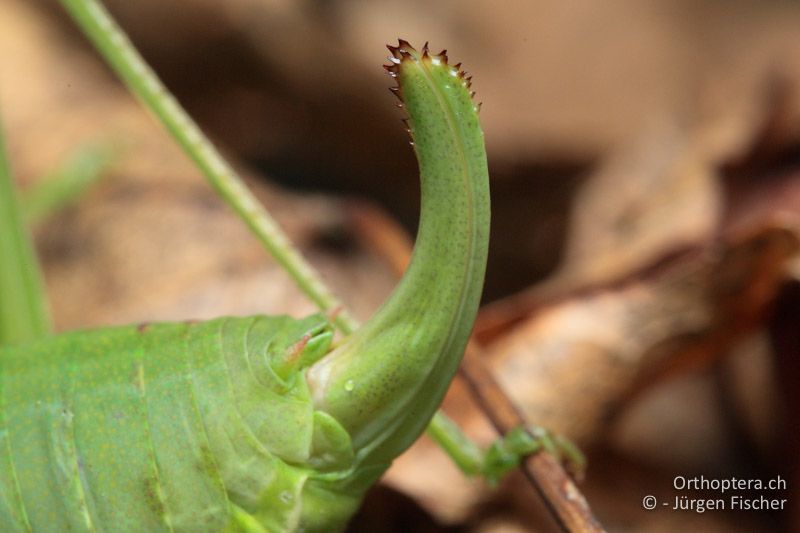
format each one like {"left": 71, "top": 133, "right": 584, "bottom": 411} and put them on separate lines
{"left": 1, "top": 1, "right": 585, "bottom": 529}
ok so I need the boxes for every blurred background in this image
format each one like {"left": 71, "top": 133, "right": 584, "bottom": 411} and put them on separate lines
{"left": 2, "top": 0, "right": 800, "bottom": 531}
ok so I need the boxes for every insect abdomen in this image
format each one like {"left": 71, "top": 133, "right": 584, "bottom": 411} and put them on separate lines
{"left": 0, "top": 315, "right": 332, "bottom": 532}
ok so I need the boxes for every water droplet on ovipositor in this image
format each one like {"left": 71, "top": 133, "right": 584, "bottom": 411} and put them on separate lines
{"left": 344, "top": 380, "right": 355, "bottom": 392}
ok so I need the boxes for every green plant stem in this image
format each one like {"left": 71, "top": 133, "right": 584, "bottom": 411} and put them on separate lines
{"left": 0, "top": 116, "right": 52, "bottom": 344}
{"left": 59, "top": 0, "right": 357, "bottom": 334}
{"left": 22, "top": 140, "right": 117, "bottom": 225}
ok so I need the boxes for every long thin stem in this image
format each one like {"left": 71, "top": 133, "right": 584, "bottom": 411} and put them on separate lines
{"left": 59, "top": 0, "right": 357, "bottom": 334}
{"left": 0, "top": 116, "right": 52, "bottom": 344}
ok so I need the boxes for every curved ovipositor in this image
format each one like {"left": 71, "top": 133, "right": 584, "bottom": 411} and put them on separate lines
{"left": 0, "top": 40, "right": 489, "bottom": 532}
{"left": 305, "top": 39, "right": 489, "bottom": 527}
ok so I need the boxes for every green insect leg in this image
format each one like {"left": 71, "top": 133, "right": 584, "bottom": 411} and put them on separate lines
{"left": 427, "top": 411, "right": 586, "bottom": 486}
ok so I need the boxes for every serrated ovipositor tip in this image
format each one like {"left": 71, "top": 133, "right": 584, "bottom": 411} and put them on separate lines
{"left": 386, "top": 40, "right": 479, "bottom": 120}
